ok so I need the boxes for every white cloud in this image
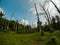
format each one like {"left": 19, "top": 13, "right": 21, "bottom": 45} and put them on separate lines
{"left": 10, "top": 17, "right": 16, "bottom": 21}
{"left": 29, "top": 0, "right": 60, "bottom": 23}
{"left": 46, "top": 0, "right": 60, "bottom": 17}
{"left": 29, "top": 0, "right": 60, "bottom": 16}
{"left": 29, "top": 0, "right": 45, "bottom": 15}
{"left": 29, "top": 6, "right": 41, "bottom": 15}
{"left": 20, "top": 19, "right": 29, "bottom": 26}
{"left": 29, "top": 0, "right": 39, "bottom": 3}
{"left": 29, "top": 0, "right": 32, "bottom": 3}
{"left": 31, "top": 22, "right": 37, "bottom": 28}
{"left": 52, "top": 0, "right": 60, "bottom": 9}
{"left": 20, "top": 19, "right": 37, "bottom": 28}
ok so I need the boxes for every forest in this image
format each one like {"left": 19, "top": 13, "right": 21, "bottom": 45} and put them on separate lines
{"left": 0, "top": 0, "right": 60, "bottom": 45}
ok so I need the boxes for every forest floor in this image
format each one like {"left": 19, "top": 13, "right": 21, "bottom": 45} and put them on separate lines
{"left": 0, "top": 30, "right": 60, "bottom": 45}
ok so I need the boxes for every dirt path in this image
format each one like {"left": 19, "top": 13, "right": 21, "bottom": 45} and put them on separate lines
{"left": 33, "top": 41, "right": 45, "bottom": 45}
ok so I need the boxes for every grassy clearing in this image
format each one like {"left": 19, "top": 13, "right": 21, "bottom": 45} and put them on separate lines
{"left": 0, "top": 31, "right": 60, "bottom": 45}
{"left": 0, "top": 31, "right": 41, "bottom": 45}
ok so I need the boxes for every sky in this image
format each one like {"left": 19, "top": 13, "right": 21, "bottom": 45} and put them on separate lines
{"left": 0, "top": 0, "right": 60, "bottom": 28}
{"left": 0, "top": 0, "right": 34, "bottom": 21}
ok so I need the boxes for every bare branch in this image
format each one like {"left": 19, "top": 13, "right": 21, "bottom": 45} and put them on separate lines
{"left": 50, "top": 0, "right": 60, "bottom": 14}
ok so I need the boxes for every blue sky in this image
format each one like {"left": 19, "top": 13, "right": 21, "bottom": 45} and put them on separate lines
{"left": 0, "top": 0, "right": 60, "bottom": 26}
{"left": 0, "top": 0, "right": 37, "bottom": 24}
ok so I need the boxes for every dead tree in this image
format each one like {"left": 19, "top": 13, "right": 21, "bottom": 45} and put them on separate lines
{"left": 24, "top": 19, "right": 25, "bottom": 30}
{"left": 50, "top": 0, "right": 60, "bottom": 14}
{"left": 0, "top": 11, "right": 4, "bottom": 18}
{"left": 34, "top": 3, "right": 42, "bottom": 35}
{"left": 14, "top": 17, "right": 19, "bottom": 33}
{"left": 39, "top": 2, "right": 52, "bottom": 32}
{"left": 0, "top": 11, "right": 4, "bottom": 30}
{"left": 10, "top": 13, "right": 19, "bottom": 33}
{"left": 16, "top": 20, "right": 18, "bottom": 33}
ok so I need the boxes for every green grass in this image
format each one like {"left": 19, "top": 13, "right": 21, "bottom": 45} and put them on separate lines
{"left": 0, "top": 31, "right": 60, "bottom": 45}
{"left": 0, "top": 31, "right": 41, "bottom": 45}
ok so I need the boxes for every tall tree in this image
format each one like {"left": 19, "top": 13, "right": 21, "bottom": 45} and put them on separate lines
{"left": 34, "top": 3, "right": 42, "bottom": 35}
{"left": 51, "top": 16, "right": 56, "bottom": 30}
{"left": 55, "top": 15, "right": 60, "bottom": 29}
{"left": 39, "top": 2, "right": 52, "bottom": 32}
{"left": 0, "top": 11, "right": 4, "bottom": 18}
{"left": 50, "top": 0, "right": 60, "bottom": 14}
{"left": 16, "top": 20, "right": 19, "bottom": 33}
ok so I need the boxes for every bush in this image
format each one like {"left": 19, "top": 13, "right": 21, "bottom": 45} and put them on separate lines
{"left": 46, "top": 38, "right": 57, "bottom": 45}
{"left": 2, "top": 29, "right": 9, "bottom": 33}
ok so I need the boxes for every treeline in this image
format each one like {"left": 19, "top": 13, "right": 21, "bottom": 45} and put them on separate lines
{"left": 0, "top": 11, "right": 38, "bottom": 33}
{"left": 0, "top": 10, "right": 60, "bottom": 34}
{"left": 0, "top": 18, "right": 37, "bottom": 33}
{"left": 43, "top": 15, "right": 60, "bottom": 32}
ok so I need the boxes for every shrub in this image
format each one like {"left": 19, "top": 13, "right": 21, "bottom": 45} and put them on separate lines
{"left": 46, "top": 38, "right": 57, "bottom": 45}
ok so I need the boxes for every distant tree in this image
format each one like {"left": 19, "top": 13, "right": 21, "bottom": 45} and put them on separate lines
{"left": 51, "top": 16, "right": 56, "bottom": 30}
{"left": 0, "top": 18, "right": 4, "bottom": 30}
{"left": 3, "top": 18, "right": 9, "bottom": 30}
{"left": 55, "top": 15, "right": 60, "bottom": 29}
{"left": 0, "top": 18, "right": 9, "bottom": 31}
{"left": 43, "top": 24, "right": 49, "bottom": 31}
{"left": 26, "top": 25, "right": 31, "bottom": 31}
{"left": 9, "top": 20, "right": 16, "bottom": 31}
{"left": 0, "top": 11, "right": 4, "bottom": 18}
{"left": 16, "top": 20, "right": 19, "bottom": 33}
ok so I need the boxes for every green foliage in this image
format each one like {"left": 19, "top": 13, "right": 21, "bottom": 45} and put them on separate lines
{"left": 46, "top": 38, "right": 57, "bottom": 45}
{"left": 9, "top": 20, "right": 16, "bottom": 31}
{"left": 0, "top": 31, "right": 40, "bottom": 45}
{"left": 0, "top": 31, "right": 60, "bottom": 45}
{"left": 0, "top": 11, "right": 4, "bottom": 18}
{"left": 2, "top": 29, "right": 9, "bottom": 33}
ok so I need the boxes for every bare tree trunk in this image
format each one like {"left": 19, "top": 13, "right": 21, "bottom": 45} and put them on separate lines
{"left": 34, "top": 3, "right": 42, "bottom": 35}
{"left": 16, "top": 20, "right": 18, "bottom": 33}
{"left": 40, "top": 3, "right": 52, "bottom": 32}
{"left": 50, "top": 0, "right": 60, "bottom": 14}
{"left": 47, "top": 9, "right": 52, "bottom": 32}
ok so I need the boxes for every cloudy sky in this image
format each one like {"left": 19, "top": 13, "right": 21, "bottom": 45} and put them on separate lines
{"left": 0, "top": 0, "right": 60, "bottom": 28}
